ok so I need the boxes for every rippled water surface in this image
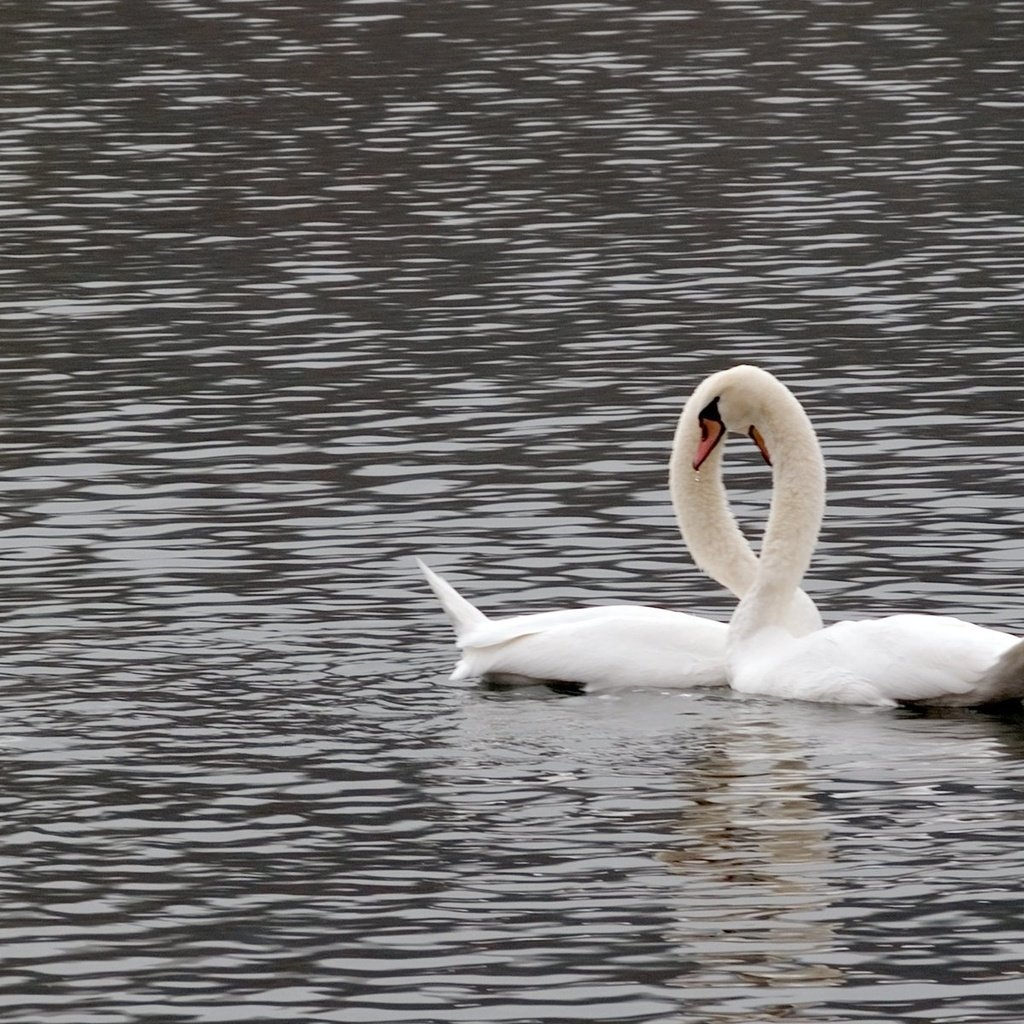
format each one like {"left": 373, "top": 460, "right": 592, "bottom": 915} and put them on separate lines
{"left": 2, "top": 1, "right": 1024, "bottom": 1021}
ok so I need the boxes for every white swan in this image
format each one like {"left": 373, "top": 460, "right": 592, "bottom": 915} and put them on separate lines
{"left": 418, "top": 388, "right": 822, "bottom": 690}
{"left": 679, "top": 365, "right": 1024, "bottom": 707}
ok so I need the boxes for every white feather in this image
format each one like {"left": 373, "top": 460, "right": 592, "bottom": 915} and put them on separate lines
{"left": 696, "top": 366, "right": 1024, "bottom": 707}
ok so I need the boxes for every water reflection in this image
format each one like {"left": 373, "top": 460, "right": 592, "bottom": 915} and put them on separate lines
{"left": 654, "top": 702, "right": 1024, "bottom": 1022}
{"left": 660, "top": 713, "right": 842, "bottom": 997}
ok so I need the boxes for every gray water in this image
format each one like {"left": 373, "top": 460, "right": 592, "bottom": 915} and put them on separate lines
{"left": 2, "top": 1, "right": 1024, "bottom": 1021}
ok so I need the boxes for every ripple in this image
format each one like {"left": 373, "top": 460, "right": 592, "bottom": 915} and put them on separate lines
{"left": 0, "top": 0, "right": 1022, "bottom": 1021}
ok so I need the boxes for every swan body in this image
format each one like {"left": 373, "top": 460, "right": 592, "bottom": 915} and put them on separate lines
{"left": 418, "top": 390, "right": 821, "bottom": 689}
{"left": 418, "top": 559, "right": 727, "bottom": 689}
{"left": 729, "top": 614, "right": 1019, "bottom": 706}
{"left": 682, "top": 365, "right": 1024, "bottom": 707}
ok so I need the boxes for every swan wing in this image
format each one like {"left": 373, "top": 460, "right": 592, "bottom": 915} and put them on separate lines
{"left": 740, "top": 614, "right": 1018, "bottom": 706}
{"left": 418, "top": 561, "right": 730, "bottom": 689}
{"left": 456, "top": 605, "right": 729, "bottom": 690}
{"left": 460, "top": 603, "right": 704, "bottom": 647}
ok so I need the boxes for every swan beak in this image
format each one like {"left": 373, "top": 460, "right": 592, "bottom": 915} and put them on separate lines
{"left": 749, "top": 425, "right": 772, "bottom": 466}
{"left": 693, "top": 418, "right": 725, "bottom": 470}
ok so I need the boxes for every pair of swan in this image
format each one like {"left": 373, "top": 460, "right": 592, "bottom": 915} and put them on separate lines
{"left": 420, "top": 366, "right": 1024, "bottom": 706}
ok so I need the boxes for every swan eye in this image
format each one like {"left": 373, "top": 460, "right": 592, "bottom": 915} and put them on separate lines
{"left": 698, "top": 396, "right": 722, "bottom": 424}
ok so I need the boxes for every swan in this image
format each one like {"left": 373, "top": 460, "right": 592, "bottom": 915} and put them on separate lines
{"left": 417, "top": 387, "right": 822, "bottom": 690}
{"left": 679, "top": 364, "right": 1024, "bottom": 707}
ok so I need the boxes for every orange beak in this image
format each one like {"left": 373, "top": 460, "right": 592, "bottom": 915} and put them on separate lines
{"left": 749, "top": 425, "right": 771, "bottom": 466}
{"left": 693, "top": 417, "right": 726, "bottom": 470}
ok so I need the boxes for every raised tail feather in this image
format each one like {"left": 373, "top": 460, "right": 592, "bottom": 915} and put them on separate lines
{"left": 416, "top": 558, "right": 488, "bottom": 639}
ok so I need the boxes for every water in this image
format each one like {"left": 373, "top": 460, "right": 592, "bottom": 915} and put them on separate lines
{"left": 2, "top": 0, "right": 1024, "bottom": 1020}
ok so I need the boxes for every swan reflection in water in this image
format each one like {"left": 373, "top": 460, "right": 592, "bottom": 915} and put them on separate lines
{"left": 655, "top": 699, "right": 1024, "bottom": 1019}
{"left": 432, "top": 681, "right": 1024, "bottom": 1020}
{"left": 658, "top": 706, "right": 844, "bottom": 1002}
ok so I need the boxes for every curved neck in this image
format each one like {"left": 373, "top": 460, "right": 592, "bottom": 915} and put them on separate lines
{"left": 730, "top": 385, "right": 826, "bottom": 641}
{"left": 670, "top": 406, "right": 758, "bottom": 599}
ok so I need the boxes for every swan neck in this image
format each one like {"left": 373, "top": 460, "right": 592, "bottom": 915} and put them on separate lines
{"left": 733, "top": 386, "right": 825, "bottom": 638}
{"left": 670, "top": 412, "right": 757, "bottom": 598}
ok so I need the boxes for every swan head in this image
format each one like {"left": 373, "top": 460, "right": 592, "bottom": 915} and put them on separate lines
{"left": 685, "top": 365, "right": 784, "bottom": 471}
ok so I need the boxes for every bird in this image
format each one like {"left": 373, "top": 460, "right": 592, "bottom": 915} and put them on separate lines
{"left": 416, "top": 381, "right": 821, "bottom": 691}
{"left": 678, "top": 364, "right": 1024, "bottom": 706}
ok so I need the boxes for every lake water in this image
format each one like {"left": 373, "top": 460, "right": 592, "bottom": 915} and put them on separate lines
{"left": 2, "top": 1, "right": 1024, "bottom": 1021}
